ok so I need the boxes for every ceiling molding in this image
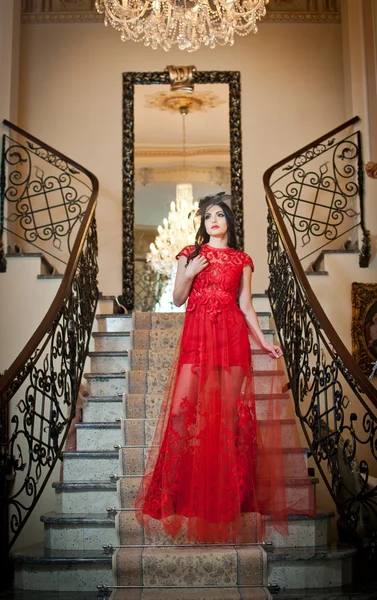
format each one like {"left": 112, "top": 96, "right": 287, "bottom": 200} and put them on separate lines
{"left": 21, "top": 0, "right": 341, "bottom": 24}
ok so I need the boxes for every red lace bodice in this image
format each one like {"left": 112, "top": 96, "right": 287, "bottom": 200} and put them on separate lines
{"left": 176, "top": 244, "right": 254, "bottom": 319}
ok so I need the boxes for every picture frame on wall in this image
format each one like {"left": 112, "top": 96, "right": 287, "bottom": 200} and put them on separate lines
{"left": 352, "top": 282, "right": 377, "bottom": 377}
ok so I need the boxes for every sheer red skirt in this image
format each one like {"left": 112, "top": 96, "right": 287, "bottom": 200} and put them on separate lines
{"left": 135, "top": 306, "right": 315, "bottom": 543}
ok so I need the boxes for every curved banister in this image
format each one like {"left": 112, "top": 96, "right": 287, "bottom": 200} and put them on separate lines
{"left": 0, "top": 120, "right": 100, "bottom": 555}
{"left": 263, "top": 116, "right": 377, "bottom": 408}
{"left": 0, "top": 120, "right": 99, "bottom": 401}
{"left": 264, "top": 117, "right": 377, "bottom": 544}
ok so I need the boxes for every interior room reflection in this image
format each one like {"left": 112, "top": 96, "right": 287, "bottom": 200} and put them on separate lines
{"left": 134, "top": 83, "right": 230, "bottom": 312}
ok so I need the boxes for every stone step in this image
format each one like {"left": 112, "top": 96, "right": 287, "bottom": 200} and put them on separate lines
{"left": 116, "top": 511, "right": 332, "bottom": 549}
{"left": 112, "top": 545, "right": 268, "bottom": 587}
{"left": 120, "top": 417, "right": 299, "bottom": 449}
{"left": 93, "top": 332, "right": 131, "bottom": 352}
{"left": 132, "top": 311, "right": 272, "bottom": 331}
{"left": 76, "top": 423, "right": 122, "bottom": 451}
{"left": 52, "top": 481, "right": 117, "bottom": 514}
{"left": 89, "top": 351, "right": 129, "bottom": 373}
{"left": 128, "top": 348, "right": 278, "bottom": 372}
{"left": 62, "top": 450, "right": 120, "bottom": 481}
{"left": 267, "top": 544, "right": 356, "bottom": 589}
{"left": 82, "top": 391, "right": 293, "bottom": 423}
{"left": 41, "top": 512, "right": 117, "bottom": 550}
{"left": 117, "top": 476, "right": 316, "bottom": 512}
{"left": 131, "top": 328, "right": 275, "bottom": 351}
{"left": 84, "top": 373, "right": 126, "bottom": 397}
{"left": 127, "top": 369, "right": 285, "bottom": 396}
{"left": 83, "top": 396, "right": 123, "bottom": 423}
{"left": 108, "top": 586, "right": 273, "bottom": 599}
{"left": 12, "top": 543, "right": 112, "bottom": 591}
{"left": 76, "top": 417, "right": 299, "bottom": 451}
{"left": 118, "top": 446, "right": 308, "bottom": 479}
{"left": 97, "top": 314, "right": 133, "bottom": 332}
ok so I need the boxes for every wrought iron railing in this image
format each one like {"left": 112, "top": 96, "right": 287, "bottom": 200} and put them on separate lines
{"left": 268, "top": 116, "right": 370, "bottom": 269}
{"left": 0, "top": 121, "right": 99, "bottom": 562}
{"left": 0, "top": 123, "right": 93, "bottom": 274}
{"left": 264, "top": 117, "right": 377, "bottom": 545}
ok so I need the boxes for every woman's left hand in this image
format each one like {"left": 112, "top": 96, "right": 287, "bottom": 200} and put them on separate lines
{"left": 263, "top": 342, "right": 283, "bottom": 359}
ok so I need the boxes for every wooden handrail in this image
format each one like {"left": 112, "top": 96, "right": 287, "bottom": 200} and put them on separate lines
{"left": 263, "top": 116, "right": 377, "bottom": 408}
{"left": 0, "top": 120, "right": 99, "bottom": 403}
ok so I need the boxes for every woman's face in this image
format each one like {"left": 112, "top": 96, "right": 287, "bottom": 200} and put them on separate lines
{"left": 204, "top": 204, "right": 228, "bottom": 238}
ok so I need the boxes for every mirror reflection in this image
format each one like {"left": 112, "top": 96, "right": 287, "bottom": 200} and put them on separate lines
{"left": 134, "top": 83, "right": 231, "bottom": 311}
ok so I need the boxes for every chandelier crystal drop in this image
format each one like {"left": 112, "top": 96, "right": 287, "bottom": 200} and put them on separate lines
{"left": 95, "top": 0, "right": 269, "bottom": 52}
{"left": 147, "top": 183, "right": 199, "bottom": 276}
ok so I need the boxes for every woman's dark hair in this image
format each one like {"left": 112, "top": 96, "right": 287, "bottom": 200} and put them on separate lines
{"left": 186, "top": 192, "right": 237, "bottom": 265}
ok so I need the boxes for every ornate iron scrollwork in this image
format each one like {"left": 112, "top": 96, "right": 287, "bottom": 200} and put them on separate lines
{"left": 265, "top": 117, "right": 377, "bottom": 547}
{"left": 270, "top": 130, "right": 370, "bottom": 268}
{"left": 0, "top": 121, "right": 99, "bottom": 552}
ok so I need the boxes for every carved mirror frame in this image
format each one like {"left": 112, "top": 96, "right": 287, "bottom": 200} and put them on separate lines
{"left": 120, "top": 69, "right": 244, "bottom": 310}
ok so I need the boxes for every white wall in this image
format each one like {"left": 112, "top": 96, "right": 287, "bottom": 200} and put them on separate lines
{"left": 17, "top": 20, "right": 346, "bottom": 296}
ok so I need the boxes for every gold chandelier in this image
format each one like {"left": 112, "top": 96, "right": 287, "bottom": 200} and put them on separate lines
{"left": 95, "top": 0, "right": 269, "bottom": 52}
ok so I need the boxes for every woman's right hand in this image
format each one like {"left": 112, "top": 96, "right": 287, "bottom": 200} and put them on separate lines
{"left": 185, "top": 255, "right": 209, "bottom": 279}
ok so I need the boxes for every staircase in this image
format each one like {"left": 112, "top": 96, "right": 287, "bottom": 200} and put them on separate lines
{"left": 12, "top": 295, "right": 359, "bottom": 596}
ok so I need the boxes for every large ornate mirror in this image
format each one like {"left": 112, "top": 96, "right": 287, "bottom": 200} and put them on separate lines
{"left": 120, "top": 68, "right": 244, "bottom": 311}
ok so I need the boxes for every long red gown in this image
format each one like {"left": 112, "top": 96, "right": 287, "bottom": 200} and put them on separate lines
{"left": 135, "top": 244, "right": 315, "bottom": 543}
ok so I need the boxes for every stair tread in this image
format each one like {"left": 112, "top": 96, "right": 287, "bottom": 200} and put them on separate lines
{"left": 88, "top": 351, "right": 129, "bottom": 357}
{"left": 41, "top": 511, "right": 115, "bottom": 524}
{"left": 84, "top": 372, "right": 125, "bottom": 379}
{"left": 62, "top": 450, "right": 119, "bottom": 458}
{"left": 76, "top": 416, "right": 297, "bottom": 427}
{"left": 92, "top": 331, "right": 130, "bottom": 337}
{"left": 52, "top": 480, "right": 116, "bottom": 490}
{"left": 12, "top": 542, "right": 112, "bottom": 563}
{"left": 96, "top": 314, "right": 132, "bottom": 319}
{"left": 268, "top": 544, "right": 357, "bottom": 561}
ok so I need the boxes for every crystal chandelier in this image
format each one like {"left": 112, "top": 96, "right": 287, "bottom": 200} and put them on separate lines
{"left": 95, "top": 0, "right": 269, "bottom": 52}
{"left": 147, "top": 183, "right": 199, "bottom": 275}
{"left": 147, "top": 108, "right": 198, "bottom": 275}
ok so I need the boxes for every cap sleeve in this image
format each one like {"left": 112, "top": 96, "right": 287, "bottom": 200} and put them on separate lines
{"left": 243, "top": 253, "right": 254, "bottom": 272}
{"left": 176, "top": 245, "right": 195, "bottom": 260}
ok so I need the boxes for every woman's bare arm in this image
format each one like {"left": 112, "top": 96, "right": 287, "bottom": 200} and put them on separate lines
{"left": 238, "top": 265, "right": 282, "bottom": 359}
{"left": 173, "top": 255, "right": 209, "bottom": 307}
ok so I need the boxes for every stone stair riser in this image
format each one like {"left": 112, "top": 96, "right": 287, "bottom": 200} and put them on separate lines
{"left": 133, "top": 313, "right": 271, "bottom": 331}
{"left": 14, "top": 564, "right": 112, "bottom": 592}
{"left": 128, "top": 351, "right": 277, "bottom": 372}
{"left": 44, "top": 522, "right": 117, "bottom": 550}
{"left": 63, "top": 455, "right": 120, "bottom": 481}
{"left": 55, "top": 488, "right": 117, "bottom": 513}
{"left": 131, "top": 330, "right": 273, "bottom": 352}
{"left": 116, "top": 512, "right": 330, "bottom": 549}
{"left": 125, "top": 394, "right": 294, "bottom": 421}
{"left": 98, "top": 318, "right": 133, "bottom": 333}
{"left": 127, "top": 372, "right": 283, "bottom": 396}
{"left": 86, "top": 376, "right": 125, "bottom": 397}
{"left": 120, "top": 420, "right": 298, "bottom": 449}
{"left": 94, "top": 337, "right": 131, "bottom": 352}
{"left": 118, "top": 478, "right": 315, "bottom": 511}
{"left": 90, "top": 355, "right": 129, "bottom": 373}
{"left": 76, "top": 427, "right": 122, "bottom": 452}
{"left": 268, "top": 558, "right": 352, "bottom": 589}
{"left": 117, "top": 446, "right": 308, "bottom": 479}
{"left": 83, "top": 400, "right": 123, "bottom": 423}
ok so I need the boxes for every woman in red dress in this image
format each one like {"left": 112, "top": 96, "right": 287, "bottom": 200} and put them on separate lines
{"left": 135, "top": 194, "right": 314, "bottom": 543}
